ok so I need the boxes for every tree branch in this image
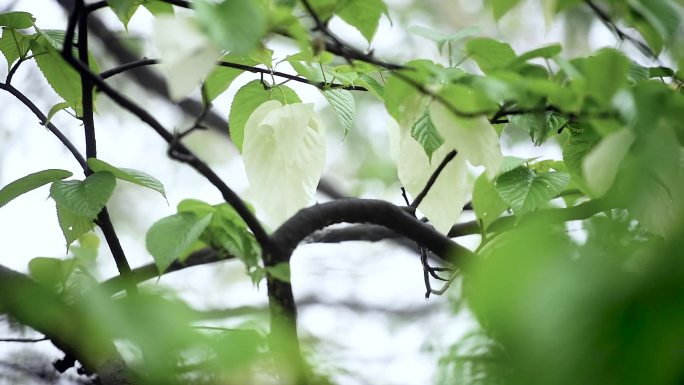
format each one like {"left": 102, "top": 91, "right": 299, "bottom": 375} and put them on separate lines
{"left": 0, "top": 264, "right": 136, "bottom": 385}
{"left": 0, "top": 82, "right": 87, "bottom": 170}
{"left": 585, "top": 0, "right": 658, "bottom": 61}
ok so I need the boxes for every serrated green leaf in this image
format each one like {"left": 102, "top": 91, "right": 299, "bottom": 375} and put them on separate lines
{"left": 50, "top": 172, "right": 116, "bottom": 220}
{"left": 107, "top": 0, "right": 142, "bottom": 28}
{"left": 194, "top": 0, "right": 266, "bottom": 55}
{"left": 336, "top": 0, "right": 387, "bottom": 43}
{"left": 0, "top": 12, "right": 35, "bottom": 29}
{"left": 31, "top": 37, "right": 84, "bottom": 116}
{"left": 87, "top": 158, "right": 166, "bottom": 198}
{"left": 494, "top": 167, "right": 570, "bottom": 213}
{"left": 243, "top": 101, "right": 326, "bottom": 225}
{"left": 465, "top": 38, "right": 517, "bottom": 74}
{"left": 146, "top": 212, "right": 214, "bottom": 273}
{"left": 0, "top": 169, "right": 72, "bottom": 209}
{"left": 229, "top": 80, "right": 301, "bottom": 152}
{"left": 473, "top": 173, "right": 509, "bottom": 229}
{"left": 266, "top": 262, "right": 291, "bottom": 282}
{"left": 56, "top": 204, "right": 96, "bottom": 249}
{"left": 323, "top": 89, "right": 355, "bottom": 135}
{"left": 410, "top": 109, "right": 444, "bottom": 160}
{"left": 0, "top": 28, "right": 32, "bottom": 70}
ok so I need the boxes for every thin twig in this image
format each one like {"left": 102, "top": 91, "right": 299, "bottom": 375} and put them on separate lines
{"left": 0, "top": 337, "right": 49, "bottom": 343}
{"left": 59, "top": 48, "right": 273, "bottom": 256}
{"left": 585, "top": 0, "right": 658, "bottom": 61}
{"left": 0, "top": 82, "right": 87, "bottom": 169}
{"left": 410, "top": 150, "right": 457, "bottom": 209}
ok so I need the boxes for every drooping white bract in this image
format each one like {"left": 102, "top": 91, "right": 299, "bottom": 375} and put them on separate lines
{"left": 582, "top": 127, "right": 635, "bottom": 197}
{"left": 243, "top": 101, "right": 326, "bottom": 226}
{"left": 388, "top": 118, "right": 470, "bottom": 234}
{"left": 429, "top": 101, "right": 503, "bottom": 179}
{"left": 153, "top": 15, "right": 220, "bottom": 101}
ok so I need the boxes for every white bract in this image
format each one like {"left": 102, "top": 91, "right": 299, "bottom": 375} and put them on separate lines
{"left": 429, "top": 101, "right": 503, "bottom": 179}
{"left": 243, "top": 101, "right": 326, "bottom": 225}
{"left": 153, "top": 15, "right": 220, "bottom": 101}
{"left": 388, "top": 118, "right": 470, "bottom": 234}
{"left": 582, "top": 128, "right": 635, "bottom": 197}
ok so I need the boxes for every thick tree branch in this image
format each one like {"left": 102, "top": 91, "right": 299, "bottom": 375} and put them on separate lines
{"left": 0, "top": 264, "right": 135, "bottom": 385}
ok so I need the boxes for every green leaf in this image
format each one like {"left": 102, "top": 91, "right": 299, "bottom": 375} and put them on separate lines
{"left": 508, "top": 111, "right": 565, "bottom": 146}
{"left": 56, "top": 204, "right": 96, "bottom": 249}
{"left": 28, "top": 257, "right": 75, "bottom": 290}
{"left": 465, "top": 38, "right": 517, "bottom": 74}
{"left": 584, "top": 49, "right": 629, "bottom": 105}
{"left": 323, "top": 89, "right": 355, "bottom": 135}
{"left": 0, "top": 169, "right": 72, "bottom": 209}
{"left": 408, "top": 25, "right": 480, "bottom": 52}
{"left": 229, "top": 80, "right": 300, "bottom": 152}
{"left": 177, "top": 199, "right": 262, "bottom": 281}
{"left": 106, "top": 0, "right": 142, "bottom": 28}
{"left": 489, "top": 0, "right": 522, "bottom": 20}
{"left": 31, "top": 37, "right": 84, "bottom": 116}
{"left": 194, "top": 0, "right": 266, "bottom": 55}
{"left": 203, "top": 56, "right": 256, "bottom": 103}
{"left": 50, "top": 172, "right": 116, "bottom": 220}
{"left": 0, "top": 28, "right": 32, "bottom": 70}
{"left": 0, "top": 12, "right": 35, "bottom": 29}
{"left": 242, "top": 101, "right": 326, "bottom": 224}
{"left": 87, "top": 158, "right": 166, "bottom": 198}
{"left": 582, "top": 128, "right": 635, "bottom": 197}
{"left": 45, "top": 102, "right": 70, "bottom": 127}
{"left": 146, "top": 212, "right": 214, "bottom": 273}
{"left": 513, "top": 44, "right": 562, "bottom": 64}
{"left": 410, "top": 108, "right": 444, "bottom": 160}
{"left": 335, "top": 0, "right": 388, "bottom": 43}
{"left": 494, "top": 167, "right": 570, "bottom": 214}
{"left": 628, "top": 0, "right": 680, "bottom": 55}
{"left": 473, "top": 173, "right": 509, "bottom": 229}
{"left": 357, "top": 73, "right": 385, "bottom": 99}
{"left": 142, "top": 0, "right": 174, "bottom": 15}
{"left": 266, "top": 262, "right": 291, "bottom": 282}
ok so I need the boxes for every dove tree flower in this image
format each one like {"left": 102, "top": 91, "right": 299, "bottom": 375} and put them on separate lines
{"left": 242, "top": 100, "right": 326, "bottom": 225}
